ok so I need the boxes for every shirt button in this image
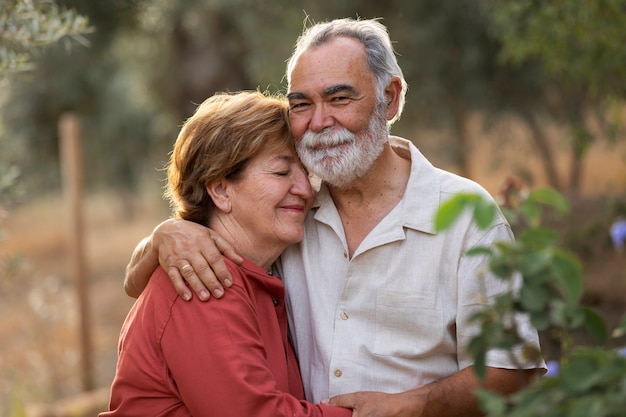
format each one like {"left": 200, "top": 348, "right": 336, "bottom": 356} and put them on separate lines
{"left": 272, "top": 298, "right": 279, "bottom": 306}
{"left": 334, "top": 369, "right": 343, "bottom": 377}
{"left": 340, "top": 311, "right": 349, "bottom": 320}
{"left": 343, "top": 251, "right": 348, "bottom": 258}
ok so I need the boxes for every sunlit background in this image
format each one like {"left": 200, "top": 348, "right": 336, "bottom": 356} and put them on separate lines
{"left": 1, "top": 1, "right": 625, "bottom": 416}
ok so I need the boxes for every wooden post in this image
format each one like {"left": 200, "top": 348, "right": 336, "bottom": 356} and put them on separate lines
{"left": 59, "top": 113, "right": 94, "bottom": 391}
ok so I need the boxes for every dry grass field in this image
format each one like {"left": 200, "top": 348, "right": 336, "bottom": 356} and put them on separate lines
{"left": 1, "top": 130, "right": 625, "bottom": 416}
{"left": 0, "top": 191, "right": 169, "bottom": 416}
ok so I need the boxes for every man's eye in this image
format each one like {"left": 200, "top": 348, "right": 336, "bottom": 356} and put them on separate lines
{"left": 275, "top": 171, "right": 289, "bottom": 176}
{"left": 329, "top": 97, "right": 351, "bottom": 106}
{"left": 289, "top": 102, "right": 309, "bottom": 111}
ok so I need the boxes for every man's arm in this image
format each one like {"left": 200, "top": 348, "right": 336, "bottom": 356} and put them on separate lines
{"left": 124, "top": 235, "right": 158, "bottom": 298}
{"left": 326, "top": 366, "right": 541, "bottom": 417}
{"left": 124, "top": 218, "right": 242, "bottom": 301}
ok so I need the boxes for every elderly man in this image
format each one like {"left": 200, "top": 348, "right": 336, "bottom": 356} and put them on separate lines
{"left": 125, "top": 18, "right": 546, "bottom": 417}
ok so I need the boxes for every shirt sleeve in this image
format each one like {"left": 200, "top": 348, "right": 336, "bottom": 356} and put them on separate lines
{"left": 456, "top": 222, "right": 547, "bottom": 372}
{"left": 160, "top": 270, "right": 352, "bottom": 417}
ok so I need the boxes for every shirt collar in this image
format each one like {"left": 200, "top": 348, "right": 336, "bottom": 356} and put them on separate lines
{"left": 391, "top": 136, "right": 440, "bottom": 235}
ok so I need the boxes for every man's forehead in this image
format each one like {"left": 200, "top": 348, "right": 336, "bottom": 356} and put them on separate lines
{"left": 288, "top": 38, "right": 367, "bottom": 84}
{"left": 288, "top": 63, "right": 371, "bottom": 98}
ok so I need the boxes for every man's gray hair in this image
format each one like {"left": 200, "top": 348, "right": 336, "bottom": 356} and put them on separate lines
{"left": 286, "top": 17, "right": 408, "bottom": 125}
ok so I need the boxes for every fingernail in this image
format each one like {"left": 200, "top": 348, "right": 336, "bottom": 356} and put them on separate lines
{"left": 224, "top": 279, "right": 232, "bottom": 287}
{"left": 200, "top": 290, "right": 210, "bottom": 300}
{"left": 213, "top": 289, "right": 224, "bottom": 298}
{"left": 183, "top": 292, "right": 191, "bottom": 301}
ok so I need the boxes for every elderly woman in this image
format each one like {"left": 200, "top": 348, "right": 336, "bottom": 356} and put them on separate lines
{"left": 101, "top": 91, "right": 351, "bottom": 417}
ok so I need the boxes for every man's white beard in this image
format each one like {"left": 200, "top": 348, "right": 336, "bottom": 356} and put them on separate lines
{"left": 296, "top": 103, "right": 388, "bottom": 190}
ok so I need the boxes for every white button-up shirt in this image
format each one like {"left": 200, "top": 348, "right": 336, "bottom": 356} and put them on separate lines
{"left": 277, "top": 137, "right": 545, "bottom": 403}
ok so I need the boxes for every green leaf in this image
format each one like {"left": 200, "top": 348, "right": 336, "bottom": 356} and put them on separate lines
{"left": 476, "top": 389, "right": 507, "bottom": 416}
{"left": 530, "top": 310, "right": 550, "bottom": 331}
{"left": 519, "top": 249, "right": 553, "bottom": 278}
{"left": 489, "top": 255, "right": 514, "bottom": 279}
{"left": 551, "top": 250, "right": 583, "bottom": 303}
{"left": 474, "top": 352, "right": 487, "bottom": 380}
{"left": 520, "top": 199, "right": 541, "bottom": 225}
{"left": 518, "top": 227, "right": 559, "bottom": 247}
{"left": 549, "top": 300, "right": 586, "bottom": 330}
{"left": 520, "top": 283, "right": 547, "bottom": 312}
{"left": 467, "top": 332, "right": 486, "bottom": 356}
{"left": 561, "top": 355, "right": 597, "bottom": 393}
{"left": 467, "top": 334, "right": 488, "bottom": 380}
{"left": 582, "top": 307, "right": 609, "bottom": 345}
{"left": 568, "top": 396, "right": 603, "bottom": 417}
{"left": 435, "top": 194, "right": 472, "bottom": 232}
{"left": 527, "top": 188, "right": 569, "bottom": 214}
{"left": 473, "top": 198, "right": 498, "bottom": 230}
{"left": 466, "top": 246, "right": 493, "bottom": 257}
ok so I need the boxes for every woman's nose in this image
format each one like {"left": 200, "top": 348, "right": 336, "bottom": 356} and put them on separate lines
{"left": 291, "top": 168, "right": 313, "bottom": 199}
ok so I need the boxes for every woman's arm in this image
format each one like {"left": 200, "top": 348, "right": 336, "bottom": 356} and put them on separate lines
{"left": 124, "top": 218, "right": 243, "bottom": 300}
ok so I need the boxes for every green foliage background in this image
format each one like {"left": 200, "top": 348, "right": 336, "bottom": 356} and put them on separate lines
{"left": 2, "top": 0, "right": 625, "bottom": 199}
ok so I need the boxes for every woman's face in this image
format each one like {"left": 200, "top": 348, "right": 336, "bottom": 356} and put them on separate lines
{"left": 224, "top": 145, "right": 314, "bottom": 253}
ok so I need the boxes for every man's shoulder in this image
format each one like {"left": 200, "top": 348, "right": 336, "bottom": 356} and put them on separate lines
{"left": 438, "top": 168, "right": 493, "bottom": 199}
{"left": 390, "top": 135, "right": 494, "bottom": 197}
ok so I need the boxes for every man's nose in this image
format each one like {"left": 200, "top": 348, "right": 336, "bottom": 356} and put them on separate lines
{"left": 308, "top": 103, "right": 335, "bottom": 133}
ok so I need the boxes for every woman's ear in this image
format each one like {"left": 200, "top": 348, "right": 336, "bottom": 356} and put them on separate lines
{"left": 206, "top": 179, "right": 232, "bottom": 213}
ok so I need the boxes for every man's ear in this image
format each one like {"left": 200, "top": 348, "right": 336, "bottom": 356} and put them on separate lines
{"left": 206, "top": 179, "right": 232, "bottom": 213}
{"left": 384, "top": 76, "right": 402, "bottom": 120}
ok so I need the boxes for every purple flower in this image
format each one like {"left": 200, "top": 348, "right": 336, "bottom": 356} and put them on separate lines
{"left": 610, "top": 220, "right": 626, "bottom": 251}
{"left": 545, "top": 360, "right": 560, "bottom": 377}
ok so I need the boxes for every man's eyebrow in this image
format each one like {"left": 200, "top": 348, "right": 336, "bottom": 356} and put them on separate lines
{"left": 286, "top": 84, "right": 357, "bottom": 101}
{"left": 323, "top": 84, "right": 357, "bottom": 97}
{"left": 286, "top": 91, "right": 308, "bottom": 101}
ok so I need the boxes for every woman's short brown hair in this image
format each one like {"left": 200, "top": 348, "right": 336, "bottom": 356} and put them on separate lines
{"left": 164, "top": 91, "right": 293, "bottom": 225}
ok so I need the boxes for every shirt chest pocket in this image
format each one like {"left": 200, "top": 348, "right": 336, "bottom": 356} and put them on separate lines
{"left": 374, "top": 290, "right": 444, "bottom": 357}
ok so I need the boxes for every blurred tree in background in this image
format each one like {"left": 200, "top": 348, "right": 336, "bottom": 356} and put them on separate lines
{"left": 0, "top": 0, "right": 91, "bottom": 202}
{"left": 0, "top": 2, "right": 91, "bottom": 413}
{"left": 0, "top": 0, "right": 91, "bottom": 78}
{"left": 483, "top": 0, "right": 626, "bottom": 193}
{"left": 1, "top": 0, "right": 91, "bottom": 271}
{"left": 1, "top": 0, "right": 624, "bottom": 208}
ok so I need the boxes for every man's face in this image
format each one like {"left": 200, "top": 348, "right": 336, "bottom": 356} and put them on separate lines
{"left": 287, "top": 37, "right": 388, "bottom": 187}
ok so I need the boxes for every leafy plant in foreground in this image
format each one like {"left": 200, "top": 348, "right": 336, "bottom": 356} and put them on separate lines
{"left": 435, "top": 187, "right": 626, "bottom": 416}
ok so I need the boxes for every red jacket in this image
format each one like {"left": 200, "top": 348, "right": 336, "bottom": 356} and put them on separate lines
{"left": 101, "top": 258, "right": 351, "bottom": 417}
